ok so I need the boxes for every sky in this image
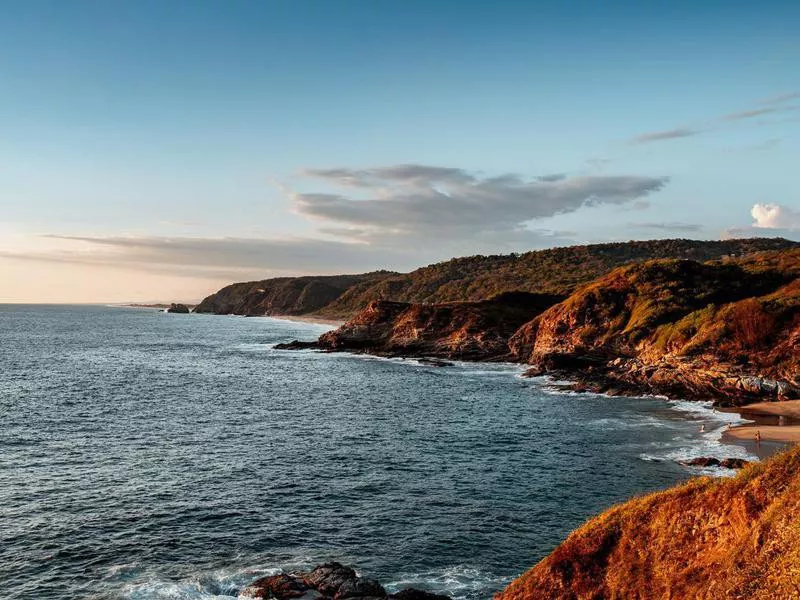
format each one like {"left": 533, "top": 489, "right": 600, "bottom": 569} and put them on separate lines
{"left": 1, "top": 0, "right": 799, "bottom": 303}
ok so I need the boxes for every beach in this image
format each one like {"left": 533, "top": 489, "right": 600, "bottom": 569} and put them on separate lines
{"left": 722, "top": 400, "right": 800, "bottom": 448}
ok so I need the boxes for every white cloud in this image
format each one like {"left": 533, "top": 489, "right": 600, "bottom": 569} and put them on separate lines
{"left": 751, "top": 203, "right": 800, "bottom": 230}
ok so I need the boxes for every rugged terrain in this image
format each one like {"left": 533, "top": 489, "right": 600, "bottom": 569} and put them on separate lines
{"left": 195, "top": 238, "right": 795, "bottom": 319}
{"left": 511, "top": 249, "right": 800, "bottom": 404}
{"left": 315, "top": 291, "right": 562, "bottom": 360}
{"left": 282, "top": 248, "right": 799, "bottom": 405}
{"left": 495, "top": 445, "right": 800, "bottom": 600}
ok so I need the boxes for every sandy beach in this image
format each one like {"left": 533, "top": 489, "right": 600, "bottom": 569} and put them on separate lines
{"left": 722, "top": 400, "right": 800, "bottom": 445}
{"left": 267, "top": 314, "right": 345, "bottom": 327}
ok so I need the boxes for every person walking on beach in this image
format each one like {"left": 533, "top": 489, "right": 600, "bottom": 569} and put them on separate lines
{"left": 755, "top": 430, "right": 762, "bottom": 443}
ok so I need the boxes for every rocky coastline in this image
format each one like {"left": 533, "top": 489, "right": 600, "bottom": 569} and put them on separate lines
{"left": 276, "top": 250, "right": 800, "bottom": 408}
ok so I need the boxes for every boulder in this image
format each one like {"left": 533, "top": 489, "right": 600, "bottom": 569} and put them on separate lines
{"left": 241, "top": 563, "right": 450, "bottom": 600}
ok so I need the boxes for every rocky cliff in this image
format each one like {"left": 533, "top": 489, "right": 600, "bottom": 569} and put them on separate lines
{"left": 510, "top": 249, "right": 800, "bottom": 404}
{"left": 495, "top": 444, "right": 800, "bottom": 600}
{"left": 316, "top": 291, "right": 563, "bottom": 360}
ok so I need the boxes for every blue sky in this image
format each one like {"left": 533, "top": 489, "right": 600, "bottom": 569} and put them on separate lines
{"left": 0, "top": 0, "right": 798, "bottom": 302}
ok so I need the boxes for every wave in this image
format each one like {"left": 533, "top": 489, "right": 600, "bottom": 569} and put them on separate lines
{"left": 112, "top": 562, "right": 505, "bottom": 600}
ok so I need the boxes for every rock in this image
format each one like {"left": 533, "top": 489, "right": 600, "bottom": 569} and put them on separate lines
{"left": 303, "top": 563, "right": 386, "bottom": 599}
{"left": 166, "top": 303, "right": 190, "bottom": 313}
{"left": 680, "top": 457, "right": 750, "bottom": 469}
{"left": 243, "top": 573, "right": 313, "bottom": 600}
{"left": 241, "top": 564, "right": 451, "bottom": 600}
{"left": 417, "top": 358, "right": 454, "bottom": 367}
{"left": 318, "top": 292, "right": 562, "bottom": 361}
{"left": 720, "top": 458, "right": 750, "bottom": 469}
{"left": 682, "top": 457, "right": 721, "bottom": 467}
{"left": 275, "top": 340, "right": 320, "bottom": 350}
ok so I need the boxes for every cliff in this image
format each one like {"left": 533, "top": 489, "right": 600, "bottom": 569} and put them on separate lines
{"left": 317, "top": 291, "right": 563, "bottom": 360}
{"left": 193, "top": 272, "right": 394, "bottom": 316}
{"left": 510, "top": 249, "right": 800, "bottom": 404}
{"left": 496, "top": 444, "right": 800, "bottom": 600}
{"left": 195, "top": 238, "right": 797, "bottom": 319}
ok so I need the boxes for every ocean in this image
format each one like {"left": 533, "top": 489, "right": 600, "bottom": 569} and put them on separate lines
{"left": 0, "top": 305, "right": 755, "bottom": 599}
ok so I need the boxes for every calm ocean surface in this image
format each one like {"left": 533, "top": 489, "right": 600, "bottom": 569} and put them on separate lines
{"left": 0, "top": 305, "right": 754, "bottom": 599}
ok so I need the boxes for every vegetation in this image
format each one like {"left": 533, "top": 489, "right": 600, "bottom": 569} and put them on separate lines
{"left": 496, "top": 444, "right": 800, "bottom": 600}
{"left": 195, "top": 238, "right": 797, "bottom": 319}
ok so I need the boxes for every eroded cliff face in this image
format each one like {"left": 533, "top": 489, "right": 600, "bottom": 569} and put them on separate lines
{"left": 509, "top": 251, "right": 800, "bottom": 404}
{"left": 317, "top": 292, "right": 563, "bottom": 360}
{"left": 495, "top": 445, "right": 800, "bottom": 600}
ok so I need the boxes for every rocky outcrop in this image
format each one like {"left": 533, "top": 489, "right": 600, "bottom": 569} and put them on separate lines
{"left": 495, "top": 445, "right": 800, "bottom": 600}
{"left": 165, "top": 303, "right": 190, "bottom": 313}
{"left": 681, "top": 457, "right": 750, "bottom": 469}
{"left": 242, "top": 562, "right": 450, "bottom": 600}
{"left": 316, "top": 292, "right": 563, "bottom": 361}
{"left": 512, "top": 251, "right": 800, "bottom": 405}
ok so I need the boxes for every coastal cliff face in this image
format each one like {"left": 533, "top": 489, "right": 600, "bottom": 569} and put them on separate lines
{"left": 193, "top": 272, "right": 394, "bottom": 316}
{"left": 509, "top": 250, "right": 800, "bottom": 404}
{"left": 317, "top": 292, "right": 563, "bottom": 360}
{"left": 496, "top": 445, "right": 800, "bottom": 600}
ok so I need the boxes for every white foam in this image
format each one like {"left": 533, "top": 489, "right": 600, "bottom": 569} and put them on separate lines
{"left": 386, "top": 565, "right": 511, "bottom": 600}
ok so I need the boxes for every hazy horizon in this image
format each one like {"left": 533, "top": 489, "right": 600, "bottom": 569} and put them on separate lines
{"left": 2, "top": 0, "right": 799, "bottom": 303}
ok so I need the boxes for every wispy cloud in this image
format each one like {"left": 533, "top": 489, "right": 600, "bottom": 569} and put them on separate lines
{"left": 628, "top": 127, "right": 703, "bottom": 145}
{"left": 720, "top": 106, "right": 797, "bottom": 122}
{"left": 626, "top": 95, "right": 799, "bottom": 146}
{"left": 629, "top": 222, "right": 703, "bottom": 232}
{"left": 756, "top": 91, "right": 800, "bottom": 105}
{"left": 2, "top": 163, "right": 670, "bottom": 280}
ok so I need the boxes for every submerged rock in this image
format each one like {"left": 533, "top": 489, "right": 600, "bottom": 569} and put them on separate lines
{"left": 242, "top": 563, "right": 449, "bottom": 600}
{"left": 166, "top": 303, "right": 190, "bottom": 313}
{"left": 680, "top": 457, "right": 750, "bottom": 469}
{"left": 274, "top": 340, "right": 320, "bottom": 350}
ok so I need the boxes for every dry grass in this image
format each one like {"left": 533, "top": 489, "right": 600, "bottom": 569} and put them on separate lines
{"left": 496, "top": 446, "right": 800, "bottom": 600}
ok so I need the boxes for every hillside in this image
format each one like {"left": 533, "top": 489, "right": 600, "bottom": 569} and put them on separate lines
{"left": 510, "top": 248, "right": 800, "bottom": 404}
{"left": 195, "top": 238, "right": 797, "bottom": 318}
{"left": 280, "top": 248, "right": 799, "bottom": 405}
{"left": 319, "top": 238, "right": 795, "bottom": 317}
{"left": 495, "top": 444, "right": 800, "bottom": 600}
{"left": 193, "top": 272, "right": 394, "bottom": 315}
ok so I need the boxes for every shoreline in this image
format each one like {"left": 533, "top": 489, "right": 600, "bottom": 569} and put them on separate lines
{"left": 720, "top": 400, "right": 800, "bottom": 446}
{"left": 266, "top": 314, "right": 345, "bottom": 327}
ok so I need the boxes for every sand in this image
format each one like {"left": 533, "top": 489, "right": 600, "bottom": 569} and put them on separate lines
{"left": 724, "top": 425, "right": 800, "bottom": 443}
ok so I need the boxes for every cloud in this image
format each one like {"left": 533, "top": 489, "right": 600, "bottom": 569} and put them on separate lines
{"left": 750, "top": 203, "right": 800, "bottom": 230}
{"left": 719, "top": 106, "right": 798, "bottom": 122}
{"left": 628, "top": 128, "right": 702, "bottom": 145}
{"left": 757, "top": 92, "right": 800, "bottom": 105}
{"left": 630, "top": 222, "right": 703, "bottom": 232}
{"left": 3, "top": 164, "right": 669, "bottom": 284}
{"left": 0, "top": 235, "right": 418, "bottom": 279}
{"left": 293, "top": 164, "right": 668, "bottom": 241}
{"left": 626, "top": 97, "right": 798, "bottom": 146}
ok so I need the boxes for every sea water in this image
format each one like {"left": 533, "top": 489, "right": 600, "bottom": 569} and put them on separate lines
{"left": 0, "top": 305, "right": 755, "bottom": 599}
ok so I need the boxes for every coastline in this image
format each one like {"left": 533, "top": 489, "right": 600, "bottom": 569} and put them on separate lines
{"left": 721, "top": 400, "right": 800, "bottom": 446}
{"left": 267, "top": 314, "right": 345, "bottom": 327}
